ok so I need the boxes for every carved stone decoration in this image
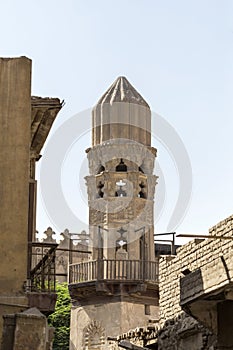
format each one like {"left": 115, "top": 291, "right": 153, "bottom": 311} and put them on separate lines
{"left": 87, "top": 142, "right": 157, "bottom": 176}
{"left": 57, "top": 256, "right": 67, "bottom": 270}
{"left": 85, "top": 176, "right": 97, "bottom": 201}
{"left": 147, "top": 175, "right": 158, "bottom": 200}
{"left": 43, "top": 227, "right": 56, "bottom": 243}
{"left": 83, "top": 320, "right": 106, "bottom": 349}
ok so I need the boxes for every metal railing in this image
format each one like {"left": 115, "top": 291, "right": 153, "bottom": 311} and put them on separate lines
{"left": 69, "top": 259, "right": 158, "bottom": 284}
{"left": 28, "top": 242, "right": 58, "bottom": 292}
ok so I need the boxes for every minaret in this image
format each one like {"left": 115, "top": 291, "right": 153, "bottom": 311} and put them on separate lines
{"left": 69, "top": 77, "right": 159, "bottom": 350}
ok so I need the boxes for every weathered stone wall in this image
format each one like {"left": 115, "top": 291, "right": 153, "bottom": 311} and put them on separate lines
{"left": 158, "top": 215, "right": 233, "bottom": 349}
{"left": 70, "top": 301, "right": 159, "bottom": 350}
{"left": 1, "top": 308, "right": 53, "bottom": 350}
{"left": 160, "top": 215, "right": 233, "bottom": 324}
{"left": 157, "top": 313, "right": 215, "bottom": 350}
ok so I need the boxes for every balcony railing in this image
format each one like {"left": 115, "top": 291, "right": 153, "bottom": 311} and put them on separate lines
{"left": 27, "top": 242, "right": 58, "bottom": 293}
{"left": 69, "top": 259, "right": 158, "bottom": 284}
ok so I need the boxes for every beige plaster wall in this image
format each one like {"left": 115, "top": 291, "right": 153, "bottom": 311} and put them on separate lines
{"left": 0, "top": 57, "right": 31, "bottom": 295}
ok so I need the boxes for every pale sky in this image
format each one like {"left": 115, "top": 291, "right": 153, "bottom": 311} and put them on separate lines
{"left": 1, "top": 1, "right": 233, "bottom": 244}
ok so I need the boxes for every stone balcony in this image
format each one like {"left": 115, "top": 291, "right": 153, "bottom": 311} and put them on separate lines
{"left": 69, "top": 259, "right": 158, "bottom": 300}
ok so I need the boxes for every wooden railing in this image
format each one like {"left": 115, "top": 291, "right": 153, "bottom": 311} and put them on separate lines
{"left": 69, "top": 260, "right": 158, "bottom": 284}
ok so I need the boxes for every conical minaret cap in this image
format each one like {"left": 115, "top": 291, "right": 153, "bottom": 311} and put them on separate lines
{"left": 92, "top": 76, "right": 151, "bottom": 147}
{"left": 96, "top": 76, "right": 150, "bottom": 108}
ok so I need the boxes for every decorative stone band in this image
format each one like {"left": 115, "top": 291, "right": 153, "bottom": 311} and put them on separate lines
{"left": 86, "top": 140, "right": 157, "bottom": 176}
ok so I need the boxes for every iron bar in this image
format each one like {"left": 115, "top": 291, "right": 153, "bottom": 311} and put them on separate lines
{"left": 177, "top": 234, "right": 233, "bottom": 240}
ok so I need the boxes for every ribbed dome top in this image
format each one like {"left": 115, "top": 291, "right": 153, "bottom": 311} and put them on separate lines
{"left": 96, "top": 76, "right": 150, "bottom": 108}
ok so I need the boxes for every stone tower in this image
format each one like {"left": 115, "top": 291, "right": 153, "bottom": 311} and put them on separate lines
{"left": 69, "top": 77, "right": 159, "bottom": 350}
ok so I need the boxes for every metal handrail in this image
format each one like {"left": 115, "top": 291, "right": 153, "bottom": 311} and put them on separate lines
{"left": 29, "top": 242, "right": 58, "bottom": 292}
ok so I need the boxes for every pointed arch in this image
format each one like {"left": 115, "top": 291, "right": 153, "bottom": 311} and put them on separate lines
{"left": 116, "top": 158, "right": 127, "bottom": 172}
{"left": 97, "top": 165, "right": 105, "bottom": 174}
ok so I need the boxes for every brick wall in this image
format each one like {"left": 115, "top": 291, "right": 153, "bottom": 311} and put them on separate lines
{"left": 159, "top": 215, "right": 233, "bottom": 325}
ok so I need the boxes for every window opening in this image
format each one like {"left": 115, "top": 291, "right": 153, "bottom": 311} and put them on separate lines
{"left": 115, "top": 179, "right": 127, "bottom": 197}
{"left": 138, "top": 166, "right": 144, "bottom": 173}
{"left": 138, "top": 181, "right": 146, "bottom": 198}
{"left": 97, "top": 165, "right": 105, "bottom": 174}
{"left": 116, "top": 159, "right": 127, "bottom": 172}
{"left": 116, "top": 227, "right": 127, "bottom": 252}
{"left": 97, "top": 181, "right": 104, "bottom": 198}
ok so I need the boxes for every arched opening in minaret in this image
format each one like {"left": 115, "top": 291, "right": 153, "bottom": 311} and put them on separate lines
{"left": 138, "top": 166, "right": 144, "bottom": 173}
{"left": 116, "top": 227, "right": 128, "bottom": 253}
{"left": 115, "top": 179, "right": 127, "bottom": 197}
{"left": 115, "top": 187, "right": 127, "bottom": 197}
{"left": 97, "top": 164, "right": 105, "bottom": 174}
{"left": 97, "top": 181, "right": 104, "bottom": 198}
{"left": 138, "top": 181, "right": 146, "bottom": 199}
{"left": 116, "top": 237, "right": 127, "bottom": 252}
{"left": 116, "top": 159, "right": 127, "bottom": 172}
